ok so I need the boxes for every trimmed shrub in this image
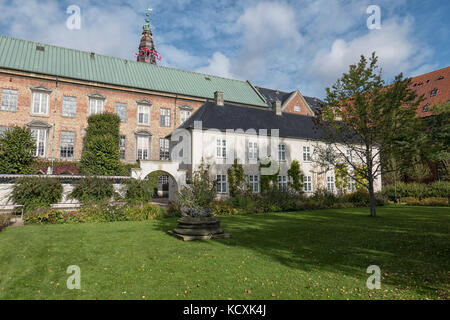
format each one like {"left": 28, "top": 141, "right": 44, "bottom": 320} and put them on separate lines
{"left": 10, "top": 177, "right": 63, "bottom": 212}
{"left": 80, "top": 113, "right": 124, "bottom": 175}
{"left": 382, "top": 182, "right": 450, "bottom": 200}
{"left": 0, "top": 126, "right": 36, "bottom": 174}
{"left": 69, "top": 177, "right": 116, "bottom": 204}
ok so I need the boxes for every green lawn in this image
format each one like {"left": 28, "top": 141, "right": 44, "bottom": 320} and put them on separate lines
{"left": 0, "top": 206, "right": 448, "bottom": 300}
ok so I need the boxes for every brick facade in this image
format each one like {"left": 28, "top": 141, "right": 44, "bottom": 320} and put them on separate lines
{"left": 409, "top": 66, "right": 449, "bottom": 118}
{"left": 0, "top": 69, "right": 204, "bottom": 163}
{"left": 281, "top": 91, "right": 315, "bottom": 116}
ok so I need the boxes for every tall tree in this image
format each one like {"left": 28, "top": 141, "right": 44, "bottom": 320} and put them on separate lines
{"left": 314, "top": 53, "right": 422, "bottom": 217}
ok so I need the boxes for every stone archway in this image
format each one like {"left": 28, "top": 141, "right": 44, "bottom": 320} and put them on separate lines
{"left": 131, "top": 160, "right": 187, "bottom": 201}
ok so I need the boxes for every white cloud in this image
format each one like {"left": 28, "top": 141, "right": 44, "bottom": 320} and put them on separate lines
{"left": 232, "top": 1, "right": 304, "bottom": 80}
{"left": 196, "top": 52, "right": 234, "bottom": 78}
{"left": 0, "top": 0, "right": 439, "bottom": 99}
{"left": 0, "top": 0, "right": 142, "bottom": 60}
{"left": 307, "top": 17, "right": 433, "bottom": 94}
{"left": 157, "top": 43, "right": 203, "bottom": 69}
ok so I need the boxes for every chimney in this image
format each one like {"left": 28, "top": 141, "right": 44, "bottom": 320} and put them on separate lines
{"left": 272, "top": 100, "right": 282, "bottom": 116}
{"left": 214, "top": 91, "right": 224, "bottom": 106}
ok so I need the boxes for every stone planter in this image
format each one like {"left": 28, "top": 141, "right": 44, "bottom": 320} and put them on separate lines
{"left": 168, "top": 216, "right": 232, "bottom": 241}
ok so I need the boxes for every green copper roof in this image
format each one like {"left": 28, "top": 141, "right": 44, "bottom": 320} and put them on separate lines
{"left": 0, "top": 35, "right": 267, "bottom": 107}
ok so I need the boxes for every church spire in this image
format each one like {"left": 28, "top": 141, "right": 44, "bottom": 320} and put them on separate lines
{"left": 137, "top": 8, "right": 160, "bottom": 65}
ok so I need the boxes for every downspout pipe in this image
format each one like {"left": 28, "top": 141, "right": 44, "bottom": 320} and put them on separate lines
{"left": 50, "top": 76, "right": 58, "bottom": 174}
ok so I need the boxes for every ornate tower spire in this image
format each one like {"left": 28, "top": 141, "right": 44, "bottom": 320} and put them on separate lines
{"left": 137, "top": 8, "right": 160, "bottom": 65}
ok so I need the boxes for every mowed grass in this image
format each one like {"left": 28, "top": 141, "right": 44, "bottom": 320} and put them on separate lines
{"left": 0, "top": 206, "right": 448, "bottom": 300}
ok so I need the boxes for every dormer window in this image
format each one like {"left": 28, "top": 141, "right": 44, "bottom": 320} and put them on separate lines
{"left": 294, "top": 105, "right": 301, "bottom": 112}
{"left": 430, "top": 88, "right": 438, "bottom": 97}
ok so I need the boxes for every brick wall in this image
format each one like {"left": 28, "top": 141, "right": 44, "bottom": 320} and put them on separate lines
{"left": 0, "top": 71, "right": 204, "bottom": 163}
{"left": 282, "top": 92, "right": 314, "bottom": 116}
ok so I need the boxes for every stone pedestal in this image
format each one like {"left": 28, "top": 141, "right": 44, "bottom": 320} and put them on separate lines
{"left": 168, "top": 216, "right": 232, "bottom": 241}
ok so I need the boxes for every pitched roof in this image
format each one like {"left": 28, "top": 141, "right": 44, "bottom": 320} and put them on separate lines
{"left": 180, "top": 101, "right": 329, "bottom": 140}
{"left": 255, "top": 86, "right": 323, "bottom": 113}
{"left": 0, "top": 35, "right": 267, "bottom": 107}
{"left": 409, "top": 66, "right": 450, "bottom": 118}
{"left": 255, "top": 87, "right": 293, "bottom": 106}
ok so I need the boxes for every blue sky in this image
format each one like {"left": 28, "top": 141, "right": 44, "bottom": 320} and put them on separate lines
{"left": 0, "top": 0, "right": 448, "bottom": 99}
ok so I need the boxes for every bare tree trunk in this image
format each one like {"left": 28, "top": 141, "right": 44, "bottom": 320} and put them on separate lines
{"left": 368, "top": 178, "right": 376, "bottom": 217}
{"left": 366, "top": 144, "right": 376, "bottom": 217}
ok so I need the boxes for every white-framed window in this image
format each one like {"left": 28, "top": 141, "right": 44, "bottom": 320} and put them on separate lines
{"left": 115, "top": 103, "right": 127, "bottom": 123}
{"left": 180, "top": 110, "right": 192, "bottom": 125}
{"left": 216, "top": 175, "right": 227, "bottom": 194}
{"left": 0, "top": 126, "right": 11, "bottom": 135}
{"left": 60, "top": 131, "right": 75, "bottom": 159}
{"left": 216, "top": 138, "right": 227, "bottom": 159}
{"left": 304, "top": 176, "right": 312, "bottom": 193}
{"left": 303, "top": 146, "right": 311, "bottom": 162}
{"left": 248, "top": 141, "right": 258, "bottom": 160}
{"left": 158, "top": 175, "right": 169, "bottom": 185}
{"left": 32, "top": 91, "right": 49, "bottom": 115}
{"left": 160, "top": 108, "right": 171, "bottom": 127}
{"left": 278, "top": 144, "right": 286, "bottom": 161}
{"left": 159, "top": 138, "right": 170, "bottom": 160}
{"left": 348, "top": 177, "right": 356, "bottom": 192}
{"left": 119, "top": 135, "right": 126, "bottom": 160}
{"left": 294, "top": 105, "right": 301, "bottom": 112}
{"left": 249, "top": 175, "right": 260, "bottom": 193}
{"left": 89, "top": 98, "right": 104, "bottom": 115}
{"left": 137, "top": 136, "right": 150, "bottom": 160}
{"left": 346, "top": 149, "right": 353, "bottom": 163}
{"left": 62, "top": 96, "right": 77, "bottom": 118}
{"left": 327, "top": 176, "right": 335, "bottom": 192}
{"left": 1, "top": 89, "right": 18, "bottom": 112}
{"left": 278, "top": 175, "right": 287, "bottom": 190}
{"left": 31, "top": 128, "right": 47, "bottom": 157}
{"left": 138, "top": 104, "right": 150, "bottom": 125}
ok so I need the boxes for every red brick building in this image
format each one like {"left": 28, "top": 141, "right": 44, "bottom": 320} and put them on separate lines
{"left": 409, "top": 66, "right": 450, "bottom": 118}
{"left": 0, "top": 32, "right": 269, "bottom": 165}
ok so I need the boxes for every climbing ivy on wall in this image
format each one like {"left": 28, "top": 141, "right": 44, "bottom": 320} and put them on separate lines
{"left": 259, "top": 159, "right": 279, "bottom": 192}
{"left": 287, "top": 160, "right": 304, "bottom": 192}
{"left": 227, "top": 159, "right": 245, "bottom": 197}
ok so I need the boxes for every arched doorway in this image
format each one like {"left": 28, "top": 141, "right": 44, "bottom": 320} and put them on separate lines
{"left": 131, "top": 160, "right": 187, "bottom": 202}
{"left": 144, "top": 170, "right": 179, "bottom": 202}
